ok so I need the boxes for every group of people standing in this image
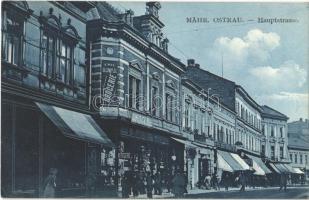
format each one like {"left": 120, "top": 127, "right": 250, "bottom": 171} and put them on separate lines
{"left": 121, "top": 170, "right": 187, "bottom": 198}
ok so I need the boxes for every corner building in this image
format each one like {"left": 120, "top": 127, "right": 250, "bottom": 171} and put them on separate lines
{"left": 87, "top": 2, "right": 186, "bottom": 191}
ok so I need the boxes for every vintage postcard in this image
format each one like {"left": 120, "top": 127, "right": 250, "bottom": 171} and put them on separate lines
{"left": 1, "top": 1, "right": 308, "bottom": 199}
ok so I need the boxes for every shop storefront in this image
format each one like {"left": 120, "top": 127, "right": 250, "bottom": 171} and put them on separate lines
{"left": 112, "top": 124, "right": 185, "bottom": 192}
{"left": 1, "top": 99, "right": 115, "bottom": 197}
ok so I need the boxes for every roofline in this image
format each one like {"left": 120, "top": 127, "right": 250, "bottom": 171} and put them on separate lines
{"left": 235, "top": 85, "right": 261, "bottom": 111}
{"left": 181, "top": 77, "right": 236, "bottom": 115}
{"left": 260, "top": 105, "right": 289, "bottom": 121}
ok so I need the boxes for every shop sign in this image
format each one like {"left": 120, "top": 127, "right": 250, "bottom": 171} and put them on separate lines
{"left": 119, "top": 153, "right": 131, "bottom": 159}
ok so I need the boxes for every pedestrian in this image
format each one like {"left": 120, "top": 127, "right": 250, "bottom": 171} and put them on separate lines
{"left": 166, "top": 172, "right": 172, "bottom": 193}
{"left": 211, "top": 174, "right": 219, "bottom": 190}
{"left": 239, "top": 171, "right": 246, "bottom": 192}
{"left": 279, "top": 174, "right": 287, "bottom": 191}
{"left": 223, "top": 172, "right": 229, "bottom": 191}
{"left": 132, "top": 172, "right": 139, "bottom": 197}
{"left": 121, "top": 172, "right": 129, "bottom": 198}
{"left": 138, "top": 172, "right": 146, "bottom": 195}
{"left": 154, "top": 172, "right": 162, "bottom": 195}
{"left": 204, "top": 174, "right": 211, "bottom": 189}
{"left": 172, "top": 170, "right": 186, "bottom": 198}
{"left": 146, "top": 172, "right": 153, "bottom": 198}
{"left": 42, "top": 168, "right": 58, "bottom": 198}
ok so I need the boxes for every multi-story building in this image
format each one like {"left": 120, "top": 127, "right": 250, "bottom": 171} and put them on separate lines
{"left": 181, "top": 77, "right": 216, "bottom": 189}
{"left": 1, "top": 1, "right": 114, "bottom": 197}
{"left": 260, "top": 105, "right": 289, "bottom": 162}
{"left": 288, "top": 118, "right": 309, "bottom": 183}
{"left": 87, "top": 1, "right": 187, "bottom": 190}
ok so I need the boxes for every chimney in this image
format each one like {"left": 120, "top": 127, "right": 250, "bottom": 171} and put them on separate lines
{"left": 195, "top": 63, "right": 200, "bottom": 68}
{"left": 300, "top": 118, "right": 303, "bottom": 122}
{"left": 187, "top": 59, "right": 195, "bottom": 67}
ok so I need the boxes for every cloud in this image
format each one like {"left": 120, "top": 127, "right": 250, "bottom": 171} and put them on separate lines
{"left": 212, "top": 28, "right": 280, "bottom": 65}
{"left": 256, "top": 92, "right": 309, "bottom": 121}
{"left": 249, "top": 61, "right": 307, "bottom": 93}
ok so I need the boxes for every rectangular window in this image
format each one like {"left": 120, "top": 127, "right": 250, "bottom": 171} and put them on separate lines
{"left": 271, "top": 126, "right": 274, "bottom": 137}
{"left": 151, "top": 86, "right": 159, "bottom": 116}
{"left": 280, "top": 146, "right": 284, "bottom": 159}
{"left": 165, "top": 93, "right": 173, "bottom": 122}
{"left": 262, "top": 145, "right": 265, "bottom": 155}
{"left": 128, "top": 75, "right": 141, "bottom": 110}
{"left": 2, "top": 11, "right": 23, "bottom": 65}
{"left": 262, "top": 125, "right": 265, "bottom": 135}
{"left": 184, "top": 101, "right": 190, "bottom": 128}
{"left": 290, "top": 154, "right": 293, "bottom": 162}
{"left": 306, "top": 155, "right": 308, "bottom": 164}
{"left": 295, "top": 154, "right": 298, "bottom": 164}
{"left": 300, "top": 154, "right": 303, "bottom": 164}
{"left": 271, "top": 146, "right": 275, "bottom": 160}
{"left": 280, "top": 127, "right": 283, "bottom": 138}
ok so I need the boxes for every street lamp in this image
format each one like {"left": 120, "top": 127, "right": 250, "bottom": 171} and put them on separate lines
{"left": 207, "top": 88, "right": 212, "bottom": 108}
{"left": 211, "top": 94, "right": 220, "bottom": 110}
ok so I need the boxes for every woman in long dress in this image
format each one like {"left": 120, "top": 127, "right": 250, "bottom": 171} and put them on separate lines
{"left": 42, "top": 168, "right": 58, "bottom": 198}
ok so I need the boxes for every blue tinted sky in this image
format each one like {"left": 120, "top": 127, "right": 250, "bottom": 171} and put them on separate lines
{"left": 110, "top": 2, "right": 308, "bottom": 121}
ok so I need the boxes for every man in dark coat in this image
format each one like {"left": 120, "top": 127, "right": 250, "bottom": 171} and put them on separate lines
{"left": 172, "top": 170, "right": 186, "bottom": 198}
{"left": 279, "top": 174, "right": 287, "bottom": 191}
{"left": 146, "top": 172, "right": 153, "bottom": 198}
{"left": 239, "top": 171, "right": 246, "bottom": 192}
{"left": 154, "top": 172, "right": 162, "bottom": 195}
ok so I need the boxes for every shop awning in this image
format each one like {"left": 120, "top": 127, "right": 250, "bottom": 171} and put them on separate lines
{"left": 217, "top": 154, "right": 234, "bottom": 172}
{"left": 274, "top": 163, "right": 290, "bottom": 174}
{"left": 171, "top": 137, "right": 197, "bottom": 148}
{"left": 247, "top": 155, "right": 272, "bottom": 174}
{"left": 293, "top": 168, "right": 305, "bottom": 174}
{"left": 251, "top": 160, "right": 265, "bottom": 175}
{"left": 218, "top": 151, "right": 244, "bottom": 171}
{"left": 283, "top": 164, "right": 298, "bottom": 174}
{"left": 36, "top": 102, "right": 114, "bottom": 148}
{"left": 230, "top": 153, "right": 250, "bottom": 170}
{"left": 269, "top": 163, "right": 281, "bottom": 174}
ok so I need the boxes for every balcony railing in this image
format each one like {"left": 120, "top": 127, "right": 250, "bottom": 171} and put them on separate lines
{"left": 215, "top": 141, "right": 236, "bottom": 152}
{"left": 194, "top": 133, "right": 206, "bottom": 143}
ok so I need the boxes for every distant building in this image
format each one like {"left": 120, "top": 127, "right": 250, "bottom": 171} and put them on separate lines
{"left": 260, "top": 105, "right": 289, "bottom": 162}
{"left": 288, "top": 118, "right": 309, "bottom": 183}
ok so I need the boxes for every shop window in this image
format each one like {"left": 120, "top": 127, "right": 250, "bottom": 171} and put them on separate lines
{"left": 1, "top": 10, "right": 23, "bottom": 65}
{"left": 15, "top": 107, "right": 39, "bottom": 192}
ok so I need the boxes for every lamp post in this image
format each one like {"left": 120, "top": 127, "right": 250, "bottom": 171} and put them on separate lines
{"left": 211, "top": 94, "right": 220, "bottom": 110}
{"left": 207, "top": 88, "right": 212, "bottom": 108}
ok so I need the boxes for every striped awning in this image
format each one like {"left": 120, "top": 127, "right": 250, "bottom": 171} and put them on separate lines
{"left": 218, "top": 151, "right": 249, "bottom": 171}
{"left": 230, "top": 153, "right": 250, "bottom": 170}
{"left": 171, "top": 137, "right": 197, "bottom": 148}
{"left": 217, "top": 154, "right": 234, "bottom": 172}
{"left": 274, "top": 163, "right": 290, "bottom": 174}
{"left": 269, "top": 163, "right": 281, "bottom": 174}
{"left": 36, "top": 102, "right": 114, "bottom": 148}
{"left": 247, "top": 155, "right": 272, "bottom": 174}
{"left": 293, "top": 168, "right": 304, "bottom": 174}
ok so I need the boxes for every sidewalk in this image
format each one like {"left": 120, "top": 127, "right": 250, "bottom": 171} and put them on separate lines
{"left": 127, "top": 185, "right": 309, "bottom": 199}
